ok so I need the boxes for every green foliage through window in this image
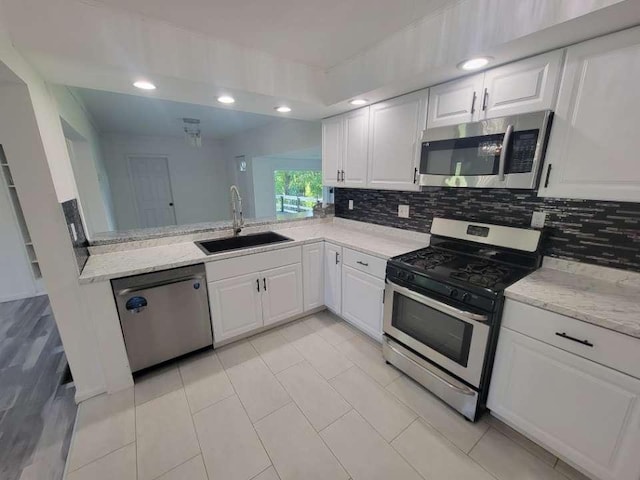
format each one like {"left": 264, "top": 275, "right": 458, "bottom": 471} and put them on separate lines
{"left": 274, "top": 170, "right": 323, "bottom": 216}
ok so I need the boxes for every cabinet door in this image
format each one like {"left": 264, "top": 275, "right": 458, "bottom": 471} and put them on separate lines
{"left": 209, "top": 273, "right": 263, "bottom": 342}
{"left": 322, "top": 116, "right": 343, "bottom": 187}
{"left": 261, "top": 263, "right": 304, "bottom": 327}
{"left": 481, "top": 50, "right": 563, "bottom": 119}
{"left": 324, "top": 242, "right": 342, "bottom": 314}
{"left": 539, "top": 27, "right": 640, "bottom": 202}
{"left": 427, "top": 74, "right": 484, "bottom": 128}
{"left": 367, "top": 90, "right": 428, "bottom": 191}
{"left": 342, "top": 107, "right": 369, "bottom": 188}
{"left": 303, "top": 242, "right": 324, "bottom": 311}
{"left": 488, "top": 327, "right": 640, "bottom": 480}
{"left": 341, "top": 265, "right": 384, "bottom": 341}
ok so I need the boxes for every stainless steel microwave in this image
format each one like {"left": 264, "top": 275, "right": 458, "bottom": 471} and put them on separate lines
{"left": 418, "top": 110, "right": 553, "bottom": 189}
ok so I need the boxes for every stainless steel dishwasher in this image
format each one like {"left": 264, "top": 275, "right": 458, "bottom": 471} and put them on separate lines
{"left": 113, "top": 264, "right": 212, "bottom": 373}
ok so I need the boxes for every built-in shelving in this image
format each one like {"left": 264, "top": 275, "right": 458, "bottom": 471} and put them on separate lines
{"left": 0, "top": 146, "right": 41, "bottom": 279}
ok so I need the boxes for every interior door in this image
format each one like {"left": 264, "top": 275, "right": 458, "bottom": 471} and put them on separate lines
{"left": 341, "top": 265, "right": 384, "bottom": 340}
{"left": 342, "top": 107, "right": 369, "bottom": 188}
{"left": 261, "top": 263, "right": 303, "bottom": 326}
{"left": 129, "top": 155, "right": 176, "bottom": 228}
{"left": 208, "top": 273, "right": 263, "bottom": 342}
{"left": 324, "top": 242, "right": 342, "bottom": 314}
{"left": 427, "top": 74, "right": 484, "bottom": 128}
{"left": 322, "top": 116, "right": 343, "bottom": 187}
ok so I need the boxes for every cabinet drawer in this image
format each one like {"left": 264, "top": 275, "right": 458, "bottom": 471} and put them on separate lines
{"left": 205, "top": 246, "right": 301, "bottom": 282}
{"left": 502, "top": 299, "right": 640, "bottom": 379}
{"left": 343, "top": 248, "right": 386, "bottom": 279}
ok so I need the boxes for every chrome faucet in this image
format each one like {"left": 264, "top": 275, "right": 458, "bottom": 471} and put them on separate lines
{"left": 230, "top": 185, "right": 244, "bottom": 236}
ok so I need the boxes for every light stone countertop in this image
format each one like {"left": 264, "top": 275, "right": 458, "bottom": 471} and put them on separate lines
{"left": 505, "top": 258, "right": 640, "bottom": 339}
{"left": 79, "top": 218, "right": 429, "bottom": 284}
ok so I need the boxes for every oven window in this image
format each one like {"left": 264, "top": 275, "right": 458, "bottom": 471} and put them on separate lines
{"left": 421, "top": 133, "right": 504, "bottom": 176}
{"left": 391, "top": 293, "right": 473, "bottom": 367}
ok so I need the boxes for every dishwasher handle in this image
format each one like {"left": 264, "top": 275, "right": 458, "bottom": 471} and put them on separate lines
{"left": 116, "top": 274, "right": 206, "bottom": 296}
{"left": 125, "top": 296, "right": 148, "bottom": 314}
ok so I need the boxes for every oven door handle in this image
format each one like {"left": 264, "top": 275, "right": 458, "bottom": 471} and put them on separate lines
{"left": 386, "top": 280, "right": 489, "bottom": 323}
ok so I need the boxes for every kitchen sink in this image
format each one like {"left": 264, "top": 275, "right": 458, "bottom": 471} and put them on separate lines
{"left": 195, "top": 231, "right": 293, "bottom": 255}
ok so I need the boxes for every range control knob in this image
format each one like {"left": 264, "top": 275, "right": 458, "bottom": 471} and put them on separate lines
{"left": 450, "top": 289, "right": 459, "bottom": 298}
{"left": 398, "top": 271, "right": 406, "bottom": 278}
{"left": 461, "top": 292, "right": 470, "bottom": 303}
{"left": 407, "top": 274, "right": 415, "bottom": 281}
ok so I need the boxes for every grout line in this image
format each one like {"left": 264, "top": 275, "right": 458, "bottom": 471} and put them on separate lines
{"left": 67, "top": 440, "right": 137, "bottom": 475}
{"left": 149, "top": 453, "right": 200, "bottom": 480}
{"left": 467, "top": 423, "right": 490, "bottom": 455}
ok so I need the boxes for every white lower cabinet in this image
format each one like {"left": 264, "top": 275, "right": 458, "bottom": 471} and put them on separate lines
{"left": 341, "top": 265, "right": 384, "bottom": 340}
{"left": 208, "top": 272, "right": 264, "bottom": 341}
{"left": 303, "top": 242, "right": 324, "bottom": 311}
{"left": 261, "top": 263, "right": 303, "bottom": 327}
{"left": 324, "top": 242, "right": 342, "bottom": 314}
{"left": 207, "top": 247, "right": 303, "bottom": 343}
{"left": 489, "top": 326, "right": 640, "bottom": 480}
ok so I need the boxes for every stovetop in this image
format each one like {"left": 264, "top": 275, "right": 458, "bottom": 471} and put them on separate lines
{"left": 388, "top": 238, "right": 541, "bottom": 299}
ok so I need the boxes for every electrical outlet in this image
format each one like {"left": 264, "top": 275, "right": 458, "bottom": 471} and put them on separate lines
{"left": 69, "top": 223, "right": 78, "bottom": 242}
{"left": 531, "top": 211, "right": 546, "bottom": 229}
{"left": 348, "top": 199, "right": 354, "bottom": 210}
{"left": 398, "top": 205, "right": 410, "bottom": 218}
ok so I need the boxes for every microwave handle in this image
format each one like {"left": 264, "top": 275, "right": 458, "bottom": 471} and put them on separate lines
{"left": 498, "top": 124, "right": 514, "bottom": 182}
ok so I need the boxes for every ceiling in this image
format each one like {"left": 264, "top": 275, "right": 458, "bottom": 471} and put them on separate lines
{"left": 91, "top": 0, "right": 455, "bottom": 69}
{"left": 73, "top": 87, "right": 291, "bottom": 139}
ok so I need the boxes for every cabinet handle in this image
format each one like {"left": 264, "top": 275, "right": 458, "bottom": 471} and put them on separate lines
{"left": 263, "top": 278, "right": 267, "bottom": 291}
{"left": 356, "top": 260, "right": 369, "bottom": 267}
{"left": 413, "top": 167, "right": 418, "bottom": 184}
{"left": 341, "top": 170, "right": 345, "bottom": 182}
{"left": 337, "top": 169, "right": 340, "bottom": 182}
{"left": 256, "top": 279, "right": 260, "bottom": 292}
{"left": 555, "top": 332, "right": 594, "bottom": 347}
{"left": 470, "top": 91, "right": 477, "bottom": 114}
{"left": 335, "top": 252, "right": 340, "bottom": 265}
{"left": 544, "top": 164, "right": 553, "bottom": 188}
{"left": 482, "top": 88, "right": 488, "bottom": 111}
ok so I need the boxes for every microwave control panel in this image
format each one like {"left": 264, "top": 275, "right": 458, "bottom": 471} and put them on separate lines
{"left": 508, "top": 130, "right": 539, "bottom": 173}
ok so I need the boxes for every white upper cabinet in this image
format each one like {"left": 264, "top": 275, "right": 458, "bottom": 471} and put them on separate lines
{"left": 367, "top": 90, "right": 428, "bottom": 191}
{"left": 539, "top": 27, "right": 640, "bottom": 202}
{"left": 322, "top": 115, "right": 343, "bottom": 187}
{"left": 481, "top": 50, "right": 563, "bottom": 119}
{"left": 427, "top": 74, "right": 484, "bottom": 128}
{"left": 427, "top": 50, "right": 562, "bottom": 129}
{"left": 342, "top": 107, "right": 369, "bottom": 188}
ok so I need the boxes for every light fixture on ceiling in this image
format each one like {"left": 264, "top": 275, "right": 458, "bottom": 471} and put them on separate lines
{"left": 275, "top": 106, "right": 291, "bottom": 113}
{"left": 217, "top": 95, "right": 235, "bottom": 104}
{"left": 133, "top": 80, "right": 156, "bottom": 90}
{"left": 183, "top": 118, "right": 202, "bottom": 148}
{"left": 457, "top": 57, "right": 492, "bottom": 71}
{"left": 349, "top": 99, "right": 368, "bottom": 106}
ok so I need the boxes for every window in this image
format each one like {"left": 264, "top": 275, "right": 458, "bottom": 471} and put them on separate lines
{"left": 274, "top": 170, "right": 323, "bottom": 219}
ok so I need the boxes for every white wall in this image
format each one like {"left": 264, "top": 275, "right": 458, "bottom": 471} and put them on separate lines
{"left": 100, "top": 133, "right": 230, "bottom": 230}
{"left": 53, "top": 85, "right": 115, "bottom": 235}
{"left": 252, "top": 157, "right": 322, "bottom": 219}
{"left": 222, "top": 119, "right": 321, "bottom": 219}
{"left": 0, "top": 5, "right": 108, "bottom": 401}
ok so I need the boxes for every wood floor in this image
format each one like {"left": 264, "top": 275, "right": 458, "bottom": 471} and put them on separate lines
{"left": 0, "top": 295, "right": 77, "bottom": 480}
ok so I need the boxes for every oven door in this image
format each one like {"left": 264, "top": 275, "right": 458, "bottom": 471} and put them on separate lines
{"left": 383, "top": 280, "right": 490, "bottom": 388}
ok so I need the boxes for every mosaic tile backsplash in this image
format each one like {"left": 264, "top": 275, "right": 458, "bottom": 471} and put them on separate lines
{"left": 334, "top": 188, "right": 640, "bottom": 272}
{"left": 61, "top": 198, "right": 89, "bottom": 272}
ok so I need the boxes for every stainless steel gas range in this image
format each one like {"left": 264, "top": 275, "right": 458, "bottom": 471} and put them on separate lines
{"left": 382, "top": 218, "right": 542, "bottom": 421}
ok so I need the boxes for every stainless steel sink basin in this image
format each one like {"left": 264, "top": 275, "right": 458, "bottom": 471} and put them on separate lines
{"left": 195, "top": 231, "right": 292, "bottom": 255}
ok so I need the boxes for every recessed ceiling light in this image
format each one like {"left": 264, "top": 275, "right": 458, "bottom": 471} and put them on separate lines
{"left": 217, "top": 95, "right": 235, "bottom": 104}
{"left": 349, "top": 99, "right": 368, "bottom": 106}
{"left": 458, "top": 57, "right": 492, "bottom": 71}
{"left": 275, "top": 106, "right": 291, "bottom": 113}
{"left": 133, "top": 80, "right": 156, "bottom": 90}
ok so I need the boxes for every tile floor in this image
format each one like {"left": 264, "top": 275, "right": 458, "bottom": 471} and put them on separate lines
{"left": 63, "top": 310, "right": 591, "bottom": 480}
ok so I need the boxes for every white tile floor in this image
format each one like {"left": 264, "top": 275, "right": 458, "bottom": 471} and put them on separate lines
{"left": 63, "top": 311, "right": 591, "bottom": 480}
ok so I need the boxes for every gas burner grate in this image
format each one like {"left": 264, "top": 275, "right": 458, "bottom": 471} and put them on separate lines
{"left": 406, "top": 251, "right": 456, "bottom": 270}
{"left": 450, "top": 262, "right": 512, "bottom": 288}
